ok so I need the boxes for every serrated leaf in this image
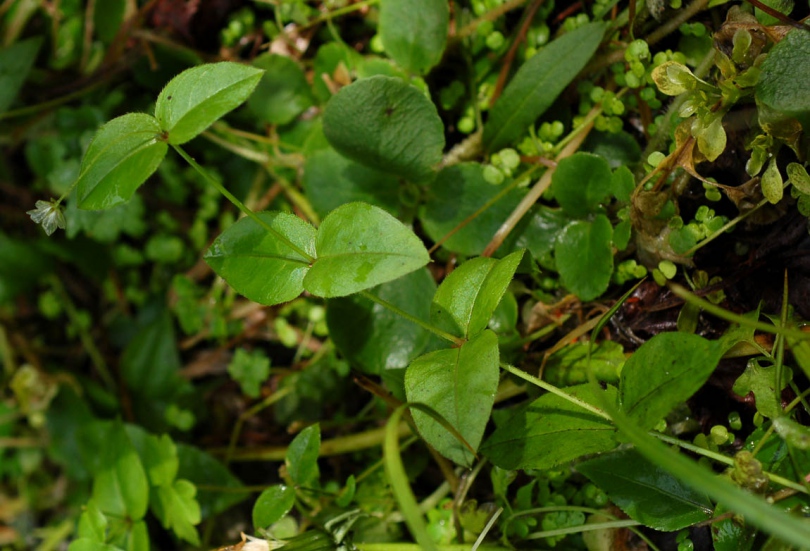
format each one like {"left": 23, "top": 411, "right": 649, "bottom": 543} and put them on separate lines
{"left": 431, "top": 251, "right": 523, "bottom": 339}
{"left": 323, "top": 76, "right": 444, "bottom": 181}
{"left": 481, "top": 384, "right": 618, "bottom": 470}
{"left": 555, "top": 215, "right": 613, "bottom": 301}
{"left": 205, "top": 212, "right": 316, "bottom": 306}
{"left": 0, "top": 36, "right": 42, "bottom": 113}
{"left": 620, "top": 332, "right": 724, "bottom": 429}
{"left": 761, "top": 157, "right": 783, "bottom": 204}
{"left": 757, "top": 29, "right": 810, "bottom": 130}
{"left": 248, "top": 54, "right": 314, "bottom": 125}
{"left": 155, "top": 62, "right": 264, "bottom": 145}
{"left": 92, "top": 421, "right": 149, "bottom": 520}
{"left": 227, "top": 348, "right": 271, "bottom": 398}
{"left": 328, "top": 268, "right": 436, "bottom": 374}
{"left": 379, "top": 0, "right": 448, "bottom": 75}
{"left": 286, "top": 424, "right": 320, "bottom": 486}
{"left": 151, "top": 479, "right": 201, "bottom": 545}
{"left": 76, "top": 114, "right": 167, "bottom": 210}
{"left": 253, "top": 484, "right": 296, "bottom": 529}
{"left": 419, "top": 163, "right": 525, "bottom": 255}
{"left": 551, "top": 152, "right": 613, "bottom": 218}
{"left": 578, "top": 448, "right": 713, "bottom": 531}
{"left": 483, "top": 22, "right": 606, "bottom": 152}
{"left": 405, "top": 330, "right": 500, "bottom": 467}
{"left": 305, "top": 202, "right": 429, "bottom": 297}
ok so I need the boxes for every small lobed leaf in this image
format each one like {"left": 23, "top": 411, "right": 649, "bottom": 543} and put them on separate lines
{"left": 91, "top": 421, "right": 149, "bottom": 520}
{"left": 204, "top": 212, "right": 316, "bottom": 306}
{"left": 379, "top": 0, "right": 448, "bottom": 75}
{"left": 322, "top": 76, "right": 445, "bottom": 182}
{"left": 405, "top": 330, "right": 500, "bottom": 467}
{"left": 483, "top": 22, "right": 607, "bottom": 152}
{"left": 551, "top": 152, "right": 613, "bottom": 218}
{"left": 304, "top": 202, "right": 429, "bottom": 297}
{"left": 155, "top": 62, "right": 264, "bottom": 145}
{"left": 151, "top": 480, "right": 201, "bottom": 545}
{"left": 555, "top": 215, "right": 613, "bottom": 301}
{"left": 227, "top": 348, "right": 271, "bottom": 398}
{"left": 253, "top": 485, "right": 296, "bottom": 530}
{"left": 620, "top": 332, "right": 724, "bottom": 429}
{"left": 76, "top": 113, "right": 167, "bottom": 210}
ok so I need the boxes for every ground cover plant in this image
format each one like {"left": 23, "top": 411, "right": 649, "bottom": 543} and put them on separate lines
{"left": 3, "top": 0, "right": 810, "bottom": 549}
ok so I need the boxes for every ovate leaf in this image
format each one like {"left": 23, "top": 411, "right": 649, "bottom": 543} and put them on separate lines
{"left": 305, "top": 203, "right": 429, "bottom": 297}
{"left": 379, "top": 0, "right": 448, "bottom": 75}
{"left": 550, "top": 152, "right": 612, "bottom": 218}
{"left": 155, "top": 62, "right": 264, "bottom": 144}
{"left": 431, "top": 251, "right": 523, "bottom": 339}
{"left": 0, "top": 36, "right": 42, "bottom": 113}
{"left": 204, "top": 212, "right": 316, "bottom": 306}
{"left": 578, "top": 448, "right": 713, "bottom": 530}
{"left": 76, "top": 114, "right": 167, "bottom": 210}
{"left": 253, "top": 484, "right": 296, "bottom": 529}
{"left": 92, "top": 421, "right": 149, "bottom": 520}
{"left": 620, "top": 332, "right": 724, "bottom": 429}
{"left": 481, "top": 384, "right": 618, "bottom": 470}
{"left": 286, "top": 424, "right": 320, "bottom": 486}
{"left": 323, "top": 76, "right": 444, "bottom": 181}
{"left": 761, "top": 157, "right": 783, "bottom": 204}
{"left": 405, "top": 330, "right": 500, "bottom": 467}
{"left": 756, "top": 29, "right": 810, "bottom": 130}
{"left": 483, "top": 23, "right": 607, "bottom": 152}
{"left": 555, "top": 215, "right": 613, "bottom": 301}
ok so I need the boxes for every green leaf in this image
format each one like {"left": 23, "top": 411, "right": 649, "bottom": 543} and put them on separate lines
{"left": 732, "top": 359, "right": 791, "bottom": 420}
{"left": 323, "top": 76, "right": 445, "bottom": 181}
{"left": 205, "top": 211, "right": 316, "bottom": 306}
{"left": 419, "top": 163, "right": 524, "bottom": 255}
{"left": 555, "top": 215, "right": 613, "bottom": 301}
{"left": 481, "top": 384, "right": 618, "bottom": 470}
{"left": 773, "top": 416, "right": 810, "bottom": 449}
{"left": 77, "top": 501, "right": 107, "bottom": 541}
{"left": 121, "top": 310, "right": 182, "bottom": 399}
{"left": 0, "top": 36, "right": 42, "bottom": 113}
{"left": 138, "top": 433, "right": 179, "bottom": 487}
{"left": 227, "top": 348, "right": 271, "bottom": 398}
{"left": 712, "top": 503, "right": 756, "bottom": 551}
{"left": 253, "top": 484, "right": 296, "bottom": 529}
{"left": 302, "top": 147, "right": 402, "bottom": 219}
{"left": 544, "top": 341, "right": 624, "bottom": 387}
{"left": 405, "top": 330, "right": 500, "bottom": 466}
{"left": 620, "top": 332, "right": 724, "bottom": 429}
{"left": 761, "top": 157, "right": 783, "bottom": 204}
{"left": 305, "top": 202, "right": 429, "bottom": 297}
{"left": 787, "top": 162, "right": 810, "bottom": 195}
{"left": 578, "top": 448, "right": 713, "bottom": 531}
{"left": 611, "top": 165, "right": 636, "bottom": 202}
{"left": 94, "top": 0, "right": 127, "bottom": 43}
{"left": 177, "top": 444, "right": 246, "bottom": 518}
{"left": 431, "top": 251, "right": 523, "bottom": 339}
{"left": 754, "top": 0, "right": 795, "bottom": 26}
{"left": 92, "top": 421, "right": 149, "bottom": 520}
{"left": 155, "top": 62, "right": 264, "bottom": 145}
{"left": 328, "top": 268, "right": 436, "bottom": 375}
{"left": 68, "top": 540, "right": 122, "bottom": 551}
{"left": 756, "top": 29, "right": 810, "bottom": 130}
{"left": 286, "top": 424, "right": 320, "bottom": 486}
{"left": 76, "top": 114, "right": 167, "bottom": 210}
{"left": 151, "top": 480, "right": 201, "bottom": 545}
{"left": 379, "top": 0, "right": 448, "bottom": 75}
{"left": 550, "top": 152, "right": 613, "bottom": 218}
{"left": 248, "top": 54, "right": 314, "bottom": 125}
{"left": 483, "top": 22, "right": 607, "bottom": 152}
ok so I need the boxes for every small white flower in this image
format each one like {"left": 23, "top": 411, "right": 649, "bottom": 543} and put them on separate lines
{"left": 27, "top": 199, "right": 66, "bottom": 236}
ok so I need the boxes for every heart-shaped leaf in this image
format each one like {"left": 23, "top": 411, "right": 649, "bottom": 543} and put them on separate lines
{"left": 431, "top": 250, "right": 523, "bottom": 339}
{"left": 155, "top": 62, "right": 264, "bottom": 145}
{"left": 76, "top": 113, "right": 167, "bottom": 210}
{"left": 555, "top": 215, "right": 613, "bottom": 301}
{"left": 204, "top": 212, "right": 316, "bottom": 306}
{"left": 323, "top": 76, "right": 444, "bottom": 182}
{"left": 379, "top": 0, "right": 448, "bottom": 75}
{"left": 304, "top": 202, "right": 429, "bottom": 297}
{"left": 405, "top": 330, "right": 500, "bottom": 467}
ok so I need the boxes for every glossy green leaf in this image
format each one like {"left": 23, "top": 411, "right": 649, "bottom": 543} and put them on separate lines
{"left": 756, "top": 29, "right": 810, "bottom": 130}
{"left": 732, "top": 359, "right": 791, "bottom": 420}
{"left": 712, "top": 503, "right": 756, "bottom": 551}
{"left": 322, "top": 76, "right": 444, "bottom": 181}
{"left": 483, "top": 22, "right": 607, "bottom": 152}
{"left": 0, "top": 36, "right": 42, "bottom": 113}
{"left": 305, "top": 202, "right": 429, "bottom": 297}
{"left": 431, "top": 251, "right": 523, "bottom": 339}
{"left": 578, "top": 448, "right": 713, "bottom": 531}
{"left": 151, "top": 479, "right": 201, "bottom": 545}
{"left": 205, "top": 211, "right": 316, "bottom": 306}
{"left": 76, "top": 114, "right": 167, "bottom": 210}
{"left": 155, "top": 62, "right": 264, "bottom": 144}
{"left": 177, "top": 444, "right": 246, "bottom": 518}
{"left": 379, "top": 0, "right": 448, "bottom": 75}
{"left": 253, "top": 484, "right": 296, "bottom": 529}
{"left": 248, "top": 53, "right": 314, "bottom": 125}
{"left": 555, "top": 215, "right": 613, "bottom": 301}
{"left": 620, "top": 332, "right": 724, "bottom": 429}
{"left": 419, "top": 163, "right": 524, "bottom": 255}
{"left": 92, "top": 421, "right": 149, "bottom": 520}
{"left": 551, "top": 152, "right": 613, "bottom": 218}
{"left": 328, "top": 268, "right": 436, "bottom": 374}
{"left": 302, "top": 147, "right": 402, "bottom": 219}
{"left": 405, "top": 330, "right": 500, "bottom": 466}
{"left": 286, "top": 424, "right": 320, "bottom": 486}
{"left": 481, "top": 384, "right": 618, "bottom": 470}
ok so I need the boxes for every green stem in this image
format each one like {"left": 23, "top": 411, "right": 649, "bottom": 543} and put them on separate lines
{"left": 500, "top": 363, "right": 612, "bottom": 421}
{"left": 172, "top": 144, "right": 315, "bottom": 262}
{"left": 359, "top": 291, "right": 465, "bottom": 346}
